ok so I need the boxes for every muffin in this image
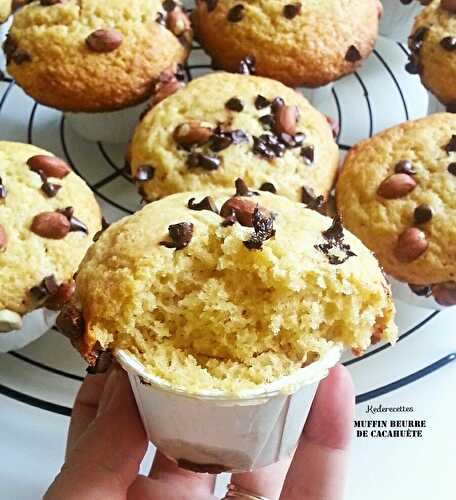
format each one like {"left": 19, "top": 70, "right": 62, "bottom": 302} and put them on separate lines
{"left": 4, "top": 0, "right": 192, "bottom": 142}
{"left": 131, "top": 72, "right": 339, "bottom": 207}
{"left": 337, "top": 113, "right": 456, "bottom": 307}
{"left": 0, "top": 141, "right": 101, "bottom": 348}
{"left": 192, "top": 0, "right": 381, "bottom": 88}
{"left": 58, "top": 184, "right": 397, "bottom": 383}
{"left": 407, "top": 0, "right": 456, "bottom": 113}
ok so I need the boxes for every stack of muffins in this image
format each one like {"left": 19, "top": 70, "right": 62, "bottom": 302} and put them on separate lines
{"left": 2, "top": 0, "right": 452, "bottom": 378}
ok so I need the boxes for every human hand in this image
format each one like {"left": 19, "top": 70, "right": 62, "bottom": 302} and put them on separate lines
{"left": 44, "top": 363, "right": 354, "bottom": 500}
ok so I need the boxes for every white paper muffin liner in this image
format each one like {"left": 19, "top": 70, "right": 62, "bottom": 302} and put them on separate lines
{"left": 0, "top": 308, "right": 58, "bottom": 353}
{"left": 388, "top": 276, "right": 447, "bottom": 310}
{"left": 116, "top": 344, "right": 342, "bottom": 473}
{"left": 0, "top": 17, "right": 12, "bottom": 44}
{"left": 427, "top": 93, "right": 446, "bottom": 115}
{"left": 379, "top": 0, "right": 423, "bottom": 42}
{"left": 300, "top": 83, "right": 334, "bottom": 108}
{"left": 65, "top": 101, "right": 150, "bottom": 144}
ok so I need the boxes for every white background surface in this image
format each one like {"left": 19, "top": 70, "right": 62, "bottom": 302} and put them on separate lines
{"left": 0, "top": 6, "right": 455, "bottom": 498}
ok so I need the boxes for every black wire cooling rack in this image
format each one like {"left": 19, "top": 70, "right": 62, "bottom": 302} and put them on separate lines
{"left": 0, "top": 36, "right": 455, "bottom": 418}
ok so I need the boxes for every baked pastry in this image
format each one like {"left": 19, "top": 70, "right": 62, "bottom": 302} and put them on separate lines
{"left": 337, "top": 113, "right": 456, "bottom": 306}
{"left": 192, "top": 0, "right": 381, "bottom": 88}
{"left": 407, "top": 0, "right": 456, "bottom": 112}
{"left": 58, "top": 184, "right": 397, "bottom": 389}
{"left": 0, "top": 141, "right": 101, "bottom": 332}
{"left": 0, "top": 0, "right": 11, "bottom": 23}
{"left": 131, "top": 72, "right": 339, "bottom": 206}
{"left": 4, "top": 0, "right": 192, "bottom": 112}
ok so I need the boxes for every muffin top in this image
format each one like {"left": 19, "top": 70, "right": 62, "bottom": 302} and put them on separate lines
{"left": 4, "top": 0, "right": 192, "bottom": 112}
{"left": 131, "top": 72, "right": 339, "bottom": 206}
{"left": 337, "top": 113, "right": 456, "bottom": 286}
{"left": 0, "top": 141, "right": 101, "bottom": 321}
{"left": 192, "top": 0, "right": 381, "bottom": 88}
{"left": 58, "top": 186, "right": 396, "bottom": 393}
{"left": 408, "top": 0, "right": 456, "bottom": 109}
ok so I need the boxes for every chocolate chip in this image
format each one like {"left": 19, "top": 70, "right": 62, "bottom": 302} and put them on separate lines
{"left": 283, "top": 3, "right": 301, "bottom": 19}
{"left": 85, "top": 29, "right": 123, "bottom": 53}
{"left": 238, "top": 55, "right": 255, "bottom": 74}
{"left": 56, "top": 304, "right": 85, "bottom": 341}
{"left": 408, "top": 26, "right": 429, "bottom": 53}
{"left": 93, "top": 217, "right": 110, "bottom": 242}
{"left": 87, "top": 350, "right": 113, "bottom": 374}
{"left": 40, "top": 0, "right": 62, "bottom": 5}
{"left": 225, "top": 97, "right": 244, "bottom": 112}
{"left": 12, "top": 49, "right": 32, "bottom": 64}
{"left": 259, "top": 182, "right": 276, "bottom": 193}
{"left": 41, "top": 180, "right": 62, "bottom": 198}
{"left": 234, "top": 178, "right": 259, "bottom": 197}
{"left": 156, "top": 11, "right": 166, "bottom": 25}
{"left": 227, "top": 3, "right": 244, "bottom": 22}
{"left": 445, "top": 135, "right": 456, "bottom": 153}
{"left": 162, "top": 0, "right": 177, "bottom": 12}
{"left": 30, "top": 275, "right": 59, "bottom": 301}
{"left": 259, "top": 114, "right": 274, "bottom": 127}
{"left": 345, "top": 45, "right": 361, "bottom": 62}
{"left": 448, "top": 163, "right": 456, "bottom": 175}
{"left": 440, "top": 36, "right": 456, "bottom": 51}
{"left": 57, "top": 207, "right": 89, "bottom": 234}
{"left": 301, "top": 145, "right": 315, "bottom": 165}
{"left": 414, "top": 204, "right": 433, "bottom": 224}
{"left": 315, "top": 215, "right": 356, "bottom": 265}
{"left": 252, "top": 134, "right": 285, "bottom": 159}
{"left": 188, "top": 196, "right": 218, "bottom": 213}
{"left": 243, "top": 207, "right": 275, "bottom": 250}
{"left": 0, "top": 177, "right": 6, "bottom": 201}
{"left": 187, "top": 153, "right": 220, "bottom": 170}
{"left": 255, "top": 95, "right": 270, "bottom": 109}
{"left": 405, "top": 56, "right": 421, "bottom": 75}
{"left": 409, "top": 284, "right": 433, "bottom": 297}
{"left": 301, "top": 186, "right": 325, "bottom": 214}
{"left": 394, "top": 160, "right": 416, "bottom": 176}
{"left": 135, "top": 165, "right": 155, "bottom": 181}
{"left": 160, "top": 222, "right": 194, "bottom": 250}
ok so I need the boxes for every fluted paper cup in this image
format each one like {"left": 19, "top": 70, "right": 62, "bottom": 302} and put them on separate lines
{"left": 116, "top": 343, "right": 342, "bottom": 473}
{"left": 300, "top": 83, "right": 334, "bottom": 109}
{"left": 0, "top": 308, "right": 57, "bottom": 352}
{"left": 389, "top": 276, "right": 446, "bottom": 310}
{"left": 379, "top": 0, "right": 423, "bottom": 42}
{"left": 65, "top": 101, "right": 150, "bottom": 144}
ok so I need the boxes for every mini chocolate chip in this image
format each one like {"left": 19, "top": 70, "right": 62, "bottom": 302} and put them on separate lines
{"left": 235, "top": 178, "right": 259, "bottom": 197}
{"left": 255, "top": 95, "right": 270, "bottom": 109}
{"left": 414, "top": 204, "right": 433, "bottom": 224}
{"left": 301, "top": 186, "right": 325, "bottom": 214}
{"left": 12, "top": 49, "right": 32, "bottom": 64}
{"left": 93, "top": 217, "right": 110, "bottom": 242}
{"left": 162, "top": 0, "right": 177, "bottom": 12}
{"left": 283, "top": 2, "right": 301, "bottom": 19}
{"left": 238, "top": 55, "right": 255, "bottom": 74}
{"left": 56, "top": 207, "right": 88, "bottom": 234}
{"left": 243, "top": 207, "right": 275, "bottom": 250}
{"left": 199, "top": 154, "right": 221, "bottom": 170}
{"left": 448, "top": 163, "right": 456, "bottom": 175}
{"left": 135, "top": 165, "right": 155, "bottom": 181}
{"left": 408, "top": 26, "right": 429, "bottom": 53}
{"left": 56, "top": 305, "right": 85, "bottom": 340}
{"left": 85, "top": 29, "right": 123, "bottom": 53}
{"left": 301, "top": 145, "right": 315, "bottom": 165}
{"left": 409, "top": 284, "right": 433, "bottom": 297}
{"left": 40, "top": 0, "right": 62, "bottom": 5}
{"left": 225, "top": 97, "right": 244, "bottom": 112}
{"left": 315, "top": 215, "right": 356, "bottom": 265}
{"left": 156, "top": 12, "right": 166, "bottom": 25}
{"left": 188, "top": 196, "right": 218, "bottom": 213}
{"left": 394, "top": 160, "right": 416, "bottom": 176}
{"left": 345, "top": 45, "right": 361, "bottom": 62}
{"left": 259, "top": 182, "right": 276, "bottom": 193}
{"left": 445, "top": 135, "right": 456, "bottom": 153}
{"left": 160, "top": 222, "right": 194, "bottom": 250}
{"left": 259, "top": 114, "right": 274, "bottom": 127}
{"left": 440, "top": 36, "right": 456, "bottom": 51}
{"left": 405, "top": 56, "right": 421, "bottom": 74}
{"left": 41, "top": 180, "right": 62, "bottom": 198}
{"left": 227, "top": 3, "right": 244, "bottom": 22}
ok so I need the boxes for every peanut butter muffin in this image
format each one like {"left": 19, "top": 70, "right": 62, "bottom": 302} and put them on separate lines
{"left": 58, "top": 184, "right": 397, "bottom": 390}
{"left": 131, "top": 72, "right": 339, "bottom": 206}
{"left": 0, "top": 141, "right": 101, "bottom": 333}
{"left": 192, "top": 0, "right": 381, "bottom": 88}
{"left": 4, "top": 0, "right": 192, "bottom": 112}
{"left": 407, "top": 0, "right": 456, "bottom": 112}
{"left": 337, "top": 113, "right": 456, "bottom": 307}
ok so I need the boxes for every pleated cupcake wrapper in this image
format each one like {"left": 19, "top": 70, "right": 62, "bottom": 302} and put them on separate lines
{"left": 65, "top": 101, "right": 150, "bottom": 145}
{"left": 388, "top": 276, "right": 446, "bottom": 311}
{"left": 379, "top": 0, "right": 423, "bottom": 42}
{"left": 300, "top": 83, "right": 334, "bottom": 107}
{"left": 116, "top": 344, "right": 342, "bottom": 473}
{"left": 0, "top": 308, "right": 57, "bottom": 353}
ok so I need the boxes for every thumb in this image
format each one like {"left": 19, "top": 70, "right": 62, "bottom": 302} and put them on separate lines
{"left": 45, "top": 366, "right": 148, "bottom": 500}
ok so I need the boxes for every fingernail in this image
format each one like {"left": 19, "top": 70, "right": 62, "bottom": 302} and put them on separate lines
{"left": 97, "top": 365, "right": 123, "bottom": 415}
